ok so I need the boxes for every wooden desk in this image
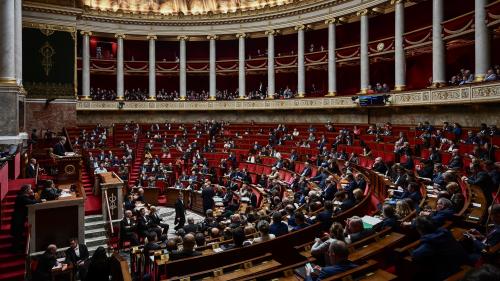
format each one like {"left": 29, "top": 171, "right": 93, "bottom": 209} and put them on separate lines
{"left": 51, "top": 262, "right": 74, "bottom": 281}
{"left": 28, "top": 197, "right": 85, "bottom": 253}
{"left": 349, "top": 232, "right": 405, "bottom": 263}
{"left": 208, "top": 260, "right": 281, "bottom": 281}
{"left": 132, "top": 187, "right": 159, "bottom": 205}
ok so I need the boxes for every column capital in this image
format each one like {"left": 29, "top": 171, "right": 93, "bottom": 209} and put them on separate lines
{"left": 294, "top": 24, "right": 306, "bottom": 31}
{"left": 177, "top": 35, "right": 189, "bottom": 41}
{"left": 325, "top": 17, "right": 347, "bottom": 25}
{"left": 80, "top": 30, "right": 92, "bottom": 36}
{"left": 356, "top": 7, "right": 383, "bottom": 17}
{"left": 390, "top": 0, "right": 406, "bottom": 5}
{"left": 235, "top": 32, "right": 247, "bottom": 39}
{"left": 114, "top": 33, "right": 126, "bottom": 39}
{"left": 146, "top": 34, "right": 157, "bottom": 40}
{"left": 207, "top": 35, "right": 218, "bottom": 40}
{"left": 265, "top": 29, "right": 277, "bottom": 36}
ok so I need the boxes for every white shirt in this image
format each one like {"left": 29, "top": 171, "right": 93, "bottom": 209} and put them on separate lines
{"left": 95, "top": 167, "right": 108, "bottom": 174}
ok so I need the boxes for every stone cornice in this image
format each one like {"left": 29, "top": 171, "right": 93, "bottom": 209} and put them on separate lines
{"left": 23, "top": 0, "right": 391, "bottom": 36}
{"left": 76, "top": 83, "right": 500, "bottom": 111}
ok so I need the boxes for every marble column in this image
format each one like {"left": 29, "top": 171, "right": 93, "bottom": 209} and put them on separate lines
{"left": 147, "top": 35, "right": 157, "bottom": 100}
{"left": 474, "top": 0, "right": 489, "bottom": 82}
{"left": 266, "top": 30, "right": 276, "bottom": 99}
{"left": 432, "top": 0, "right": 446, "bottom": 86}
{"left": 208, "top": 35, "right": 217, "bottom": 100}
{"left": 326, "top": 19, "right": 338, "bottom": 96}
{"left": 81, "top": 31, "right": 92, "bottom": 100}
{"left": 236, "top": 33, "right": 246, "bottom": 99}
{"left": 178, "top": 36, "right": 187, "bottom": 100}
{"left": 358, "top": 9, "right": 370, "bottom": 94}
{"left": 394, "top": 0, "right": 406, "bottom": 91}
{"left": 115, "top": 34, "right": 125, "bottom": 100}
{"left": 0, "top": 0, "right": 16, "bottom": 84}
{"left": 14, "top": 0, "right": 22, "bottom": 86}
{"left": 295, "top": 25, "right": 306, "bottom": 98}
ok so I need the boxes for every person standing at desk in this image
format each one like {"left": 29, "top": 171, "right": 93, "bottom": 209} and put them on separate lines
{"left": 40, "top": 180, "right": 61, "bottom": 201}
{"left": 174, "top": 194, "right": 186, "bottom": 230}
{"left": 53, "top": 136, "right": 67, "bottom": 156}
{"left": 11, "top": 185, "right": 38, "bottom": 252}
{"left": 65, "top": 238, "right": 89, "bottom": 280}
{"left": 201, "top": 184, "right": 215, "bottom": 214}
{"left": 26, "top": 158, "right": 38, "bottom": 178}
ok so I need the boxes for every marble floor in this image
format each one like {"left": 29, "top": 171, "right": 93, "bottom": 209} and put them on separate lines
{"left": 155, "top": 206, "right": 205, "bottom": 236}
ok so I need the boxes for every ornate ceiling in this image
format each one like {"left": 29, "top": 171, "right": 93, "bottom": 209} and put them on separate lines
{"left": 83, "top": 0, "right": 295, "bottom": 15}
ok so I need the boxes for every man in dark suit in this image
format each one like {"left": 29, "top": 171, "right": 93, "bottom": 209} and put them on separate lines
{"left": 201, "top": 184, "right": 215, "bottom": 214}
{"left": 174, "top": 194, "right": 186, "bottom": 230}
{"left": 65, "top": 238, "right": 89, "bottom": 280}
{"left": 170, "top": 233, "right": 202, "bottom": 261}
{"left": 305, "top": 241, "right": 357, "bottom": 281}
{"left": 148, "top": 206, "right": 169, "bottom": 235}
{"left": 34, "top": 244, "right": 59, "bottom": 281}
{"left": 120, "top": 210, "right": 139, "bottom": 247}
{"left": 26, "top": 158, "right": 38, "bottom": 178}
{"left": 143, "top": 233, "right": 162, "bottom": 258}
{"left": 183, "top": 217, "right": 200, "bottom": 234}
{"left": 316, "top": 201, "right": 334, "bottom": 231}
{"left": 345, "top": 216, "right": 374, "bottom": 244}
{"left": 53, "top": 136, "right": 67, "bottom": 156}
{"left": 462, "top": 163, "right": 494, "bottom": 205}
{"left": 137, "top": 208, "right": 161, "bottom": 238}
{"left": 411, "top": 216, "right": 467, "bottom": 281}
{"left": 322, "top": 179, "right": 337, "bottom": 201}
{"left": 11, "top": 185, "right": 38, "bottom": 252}
{"left": 301, "top": 162, "right": 312, "bottom": 177}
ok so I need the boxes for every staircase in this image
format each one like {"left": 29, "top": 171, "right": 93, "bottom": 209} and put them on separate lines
{"left": 0, "top": 183, "right": 31, "bottom": 281}
{"left": 82, "top": 165, "right": 102, "bottom": 215}
{"left": 84, "top": 215, "right": 109, "bottom": 255}
{"left": 128, "top": 139, "right": 145, "bottom": 188}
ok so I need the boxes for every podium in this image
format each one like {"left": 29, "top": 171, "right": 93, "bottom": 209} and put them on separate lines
{"left": 132, "top": 187, "right": 159, "bottom": 205}
{"left": 98, "top": 172, "right": 124, "bottom": 222}
{"left": 28, "top": 196, "right": 85, "bottom": 253}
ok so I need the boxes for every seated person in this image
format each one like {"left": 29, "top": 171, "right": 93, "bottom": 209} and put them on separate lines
{"left": 40, "top": 180, "right": 61, "bottom": 201}
{"left": 411, "top": 216, "right": 467, "bottom": 281}
{"left": 373, "top": 204, "right": 400, "bottom": 232}
{"left": 183, "top": 217, "right": 200, "bottom": 234}
{"left": 143, "top": 233, "right": 162, "bottom": 259}
{"left": 148, "top": 206, "right": 169, "bottom": 235}
{"left": 65, "top": 238, "right": 89, "bottom": 280}
{"left": 269, "top": 211, "right": 289, "bottom": 237}
{"left": 292, "top": 212, "right": 311, "bottom": 231}
{"left": 170, "top": 233, "right": 202, "bottom": 260}
{"left": 311, "top": 222, "right": 346, "bottom": 266}
{"left": 344, "top": 216, "right": 374, "bottom": 244}
{"left": 463, "top": 204, "right": 500, "bottom": 261}
{"left": 252, "top": 220, "right": 276, "bottom": 243}
{"left": 421, "top": 197, "right": 456, "bottom": 227}
{"left": 305, "top": 241, "right": 357, "bottom": 281}
{"left": 220, "top": 227, "right": 247, "bottom": 251}
{"left": 120, "top": 210, "right": 139, "bottom": 247}
{"left": 315, "top": 200, "right": 334, "bottom": 231}
{"left": 334, "top": 191, "right": 354, "bottom": 212}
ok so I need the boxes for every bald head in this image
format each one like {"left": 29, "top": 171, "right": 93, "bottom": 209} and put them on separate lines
{"left": 183, "top": 233, "right": 196, "bottom": 250}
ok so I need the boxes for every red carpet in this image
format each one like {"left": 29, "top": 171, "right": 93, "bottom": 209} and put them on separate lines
{"left": 8, "top": 178, "right": 36, "bottom": 192}
{"left": 85, "top": 194, "right": 102, "bottom": 215}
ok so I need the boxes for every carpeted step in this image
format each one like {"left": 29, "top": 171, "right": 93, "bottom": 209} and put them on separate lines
{"left": 0, "top": 269, "right": 25, "bottom": 281}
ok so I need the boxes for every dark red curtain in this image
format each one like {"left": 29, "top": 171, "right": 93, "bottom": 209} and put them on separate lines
{"left": 217, "top": 39, "right": 238, "bottom": 60}
{"left": 156, "top": 40, "right": 179, "bottom": 62}
{"left": 187, "top": 41, "right": 209, "bottom": 60}
{"left": 90, "top": 74, "right": 117, "bottom": 90}
{"left": 406, "top": 53, "right": 432, "bottom": 90}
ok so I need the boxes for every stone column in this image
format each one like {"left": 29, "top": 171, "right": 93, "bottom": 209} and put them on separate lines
{"left": 326, "top": 18, "right": 338, "bottom": 96}
{"left": 208, "top": 35, "right": 217, "bottom": 100}
{"left": 0, "top": 0, "right": 16, "bottom": 84}
{"left": 266, "top": 30, "right": 276, "bottom": 99}
{"left": 432, "top": 0, "right": 446, "bottom": 86}
{"left": 475, "top": 0, "right": 489, "bottom": 82}
{"left": 115, "top": 34, "right": 125, "bottom": 100}
{"left": 295, "top": 24, "right": 306, "bottom": 98}
{"left": 178, "top": 35, "right": 188, "bottom": 100}
{"left": 14, "top": 0, "right": 22, "bottom": 86}
{"left": 236, "top": 33, "right": 246, "bottom": 99}
{"left": 81, "top": 31, "right": 92, "bottom": 100}
{"left": 394, "top": 0, "right": 406, "bottom": 91}
{"left": 147, "top": 35, "right": 157, "bottom": 100}
{"left": 358, "top": 9, "right": 370, "bottom": 94}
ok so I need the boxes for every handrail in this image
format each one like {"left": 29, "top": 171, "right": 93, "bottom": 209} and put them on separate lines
{"left": 63, "top": 127, "right": 74, "bottom": 152}
{"left": 104, "top": 189, "right": 114, "bottom": 235}
{"left": 24, "top": 224, "right": 32, "bottom": 281}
